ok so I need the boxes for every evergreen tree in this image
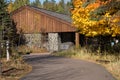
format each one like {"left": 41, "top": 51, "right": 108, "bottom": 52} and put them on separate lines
{"left": 13, "top": 0, "right": 30, "bottom": 10}
{"left": 0, "top": 0, "right": 8, "bottom": 42}
{"left": 56, "top": 0, "right": 65, "bottom": 13}
{"left": 0, "top": 0, "right": 19, "bottom": 46}
{"left": 43, "top": 0, "right": 49, "bottom": 10}
{"left": 51, "top": 0, "right": 56, "bottom": 3}
{"left": 31, "top": 0, "right": 42, "bottom": 8}
{"left": 50, "top": 0, "right": 56, "bottom": 11}
{"left": 43, "top": 0, "right": 57, "bottom": 11}
{"left": 65, "top": 1, "right": 72, "bottom": 15}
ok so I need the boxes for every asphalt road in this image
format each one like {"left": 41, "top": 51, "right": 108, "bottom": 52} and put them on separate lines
{"left": 21, "top": 54, "right": 116, "bottom": 80}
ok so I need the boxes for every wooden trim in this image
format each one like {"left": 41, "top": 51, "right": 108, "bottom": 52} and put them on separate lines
{"left": 75, "top": 32, "right": 80, "bottom": 48}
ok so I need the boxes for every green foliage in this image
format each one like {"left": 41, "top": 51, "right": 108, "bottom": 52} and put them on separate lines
{"left": 0, "top": 0, "right": 9, "bottom": 41}
{"left": 50, "top": 0, "right": 57, "bottom": 11}
{"left": 43, "top": 0, "right": 49, "bottom": 9}
{"left": 31, "top": 0, "right": 42, "bottom": 8}
{"left": 9, "top": 0, "right": 72, "bottom": 15}
{"left": 56, "top": 0, "right": 65, "bottom": 13}
{"left": 0, "top": 0, "right": 19, "bottom": 57}
{"left": 13, "top": 0, "right": 30, "bottom": 10}
{"left": 90, "top": 0, "right": 120, "bottom": 21}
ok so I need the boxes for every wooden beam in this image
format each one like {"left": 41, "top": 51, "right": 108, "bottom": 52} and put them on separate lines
{"left": 75, "top": 32, "right": 80, "bottom": 48}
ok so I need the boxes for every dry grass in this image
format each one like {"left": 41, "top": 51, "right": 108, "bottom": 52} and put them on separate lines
{"left": 17, "top": 45, "right": 47, "bottom": 54}
{"left": 0, "top": 56, "right": 32, "bottom": 80}
{"left": 54, "top": 48, "right": 120, "bottom": 80}
{"left": 106, "top": 61, "right": 120, "bottom": 80}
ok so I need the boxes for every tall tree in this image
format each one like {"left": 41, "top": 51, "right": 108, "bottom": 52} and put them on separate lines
{"left": 56, "top": 0, "right": 65, "bottom": 13}
{"left": 0, "top": 0, "right": 18, "bottom": 46}
{"left": 65, "top": 1, "right": 72, "bottom": 15}
{"left": 43, "top": 0, "right": 49, "bottom": 10}
{"left": 13, "top": 0, "right": 30, "bottom": 10}
{"left": 71, "top": 0, "right": 120, "bottom": 37}
{"left": 50, "top": 0, "right": 56, "bottom": 11}
{"left": 31, "top": 0, "right": 42, "bottom": 8}
{"left": 0, "top": 0, "right": 8, "bottom": 41}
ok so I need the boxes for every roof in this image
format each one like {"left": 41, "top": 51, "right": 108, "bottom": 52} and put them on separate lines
{"left": 29, "top": 6, "right": 72, "bottom": 23}
{"left": 11, "top": 5, "right": 72, "bottom": 23}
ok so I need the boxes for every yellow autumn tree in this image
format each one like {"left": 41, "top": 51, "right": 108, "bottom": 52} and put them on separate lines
{"left": 71, "top": 0, "right": 120, "bottom": 37}
{"left": 7, "top": 0, "right": 14, "bottom": 13}
{"left": 71, "top": 0, "right": 100, "bottom": 36}
{"left": 110, "top": 11, "right": 120, "bottom": 37}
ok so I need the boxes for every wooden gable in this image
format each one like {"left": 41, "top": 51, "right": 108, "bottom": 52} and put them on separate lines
{"left": 11, "top": 6, "right": 76, "bottom": 33}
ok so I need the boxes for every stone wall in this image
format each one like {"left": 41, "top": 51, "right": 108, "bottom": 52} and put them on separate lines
{"left": 24, "top": 33, "right": 42, "bottom": 48}
{"left": 48, "top": 33, "right": 61, "bottom": 51}
{"left": 23, "top": 33, "right": 61, "bottom": 51}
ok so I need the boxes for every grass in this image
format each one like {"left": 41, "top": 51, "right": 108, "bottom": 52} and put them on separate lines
{"left": 0, "top": 55, "right": 32, "bottom": 80}
{"left": 0, "top": 45, "right": 47, "bottom": 80}
{"left": 54, "top": 47, "right": 120, "bottom": 80}
{"left": 17, "top": 45, "right": 47, "bottom": 54}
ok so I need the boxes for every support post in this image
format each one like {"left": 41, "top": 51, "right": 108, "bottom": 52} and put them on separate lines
{"left": 75, "top": 32, "right": 80, "bottom": 48}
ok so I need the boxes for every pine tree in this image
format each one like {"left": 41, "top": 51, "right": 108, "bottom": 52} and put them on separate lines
{"left": 65, "top": 1, "right": 72, "bottom": 15}
{"left": 50, "top": 0, "right": 56, "bottom": 11}
{"left": 13, "top": 0, "right": 30, "bottom": 10}
{"left": 43, "top": 0, "right": 49, "bottom": 10}
{"left": 0, "top": 0, "right": 19, "bottom": 46}
{"left": 56, "top": 0, "right": 65, "bottom": 13}
{"left": 31, "top": 0, "right": 42, "bottom": 8}
{"left": 0, "top": 0, "right": 8, "bottom": 42}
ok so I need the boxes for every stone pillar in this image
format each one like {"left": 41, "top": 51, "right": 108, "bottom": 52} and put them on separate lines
{"left": 48, "top": 33, "right": 60, "bottom": 51}
{"left": 75, "top": 32, "right": 80, "bottom": 48}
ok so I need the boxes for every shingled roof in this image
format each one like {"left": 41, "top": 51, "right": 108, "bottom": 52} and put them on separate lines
{"left": 29, "top": 6, "right": 72, "bottom": 23}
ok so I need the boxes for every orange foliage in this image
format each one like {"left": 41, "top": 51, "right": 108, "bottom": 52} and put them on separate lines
{"left": 71, "top": 0, "right": 120, "bottom": 37}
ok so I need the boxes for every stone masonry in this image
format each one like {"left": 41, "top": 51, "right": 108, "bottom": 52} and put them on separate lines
{"left": 23, "top": 33, "right": 61, "bottom": 51}
{"left": 24, "top": 33, "right": 42, "bottom": 48}
{"left": 48, "top": 33, "right": 61, "bottom": 51}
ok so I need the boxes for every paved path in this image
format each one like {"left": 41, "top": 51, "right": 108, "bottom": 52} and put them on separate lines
{"left": 21, "top": 54, "right": 116, "bottom": 80}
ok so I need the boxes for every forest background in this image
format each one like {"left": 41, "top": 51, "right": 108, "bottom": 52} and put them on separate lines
{"left": 7, "top": 0, "right": 72, "bottom": 15}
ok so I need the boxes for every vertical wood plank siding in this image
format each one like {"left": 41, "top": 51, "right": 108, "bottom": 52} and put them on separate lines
{"left": 11, "top": 6, "right": 76, "bottom": 33}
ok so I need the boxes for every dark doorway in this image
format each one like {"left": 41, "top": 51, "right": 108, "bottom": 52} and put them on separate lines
{"left": 59, "top": 32, "right": 75, "bottom": 44}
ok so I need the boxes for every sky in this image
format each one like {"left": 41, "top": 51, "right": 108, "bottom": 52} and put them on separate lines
{"left": 30, "top": 0, "right": 70, "bottom": 3}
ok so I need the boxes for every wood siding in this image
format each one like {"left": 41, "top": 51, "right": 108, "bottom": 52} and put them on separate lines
{"left": 11, "top": 6, "right": 76, "bottom": 33}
